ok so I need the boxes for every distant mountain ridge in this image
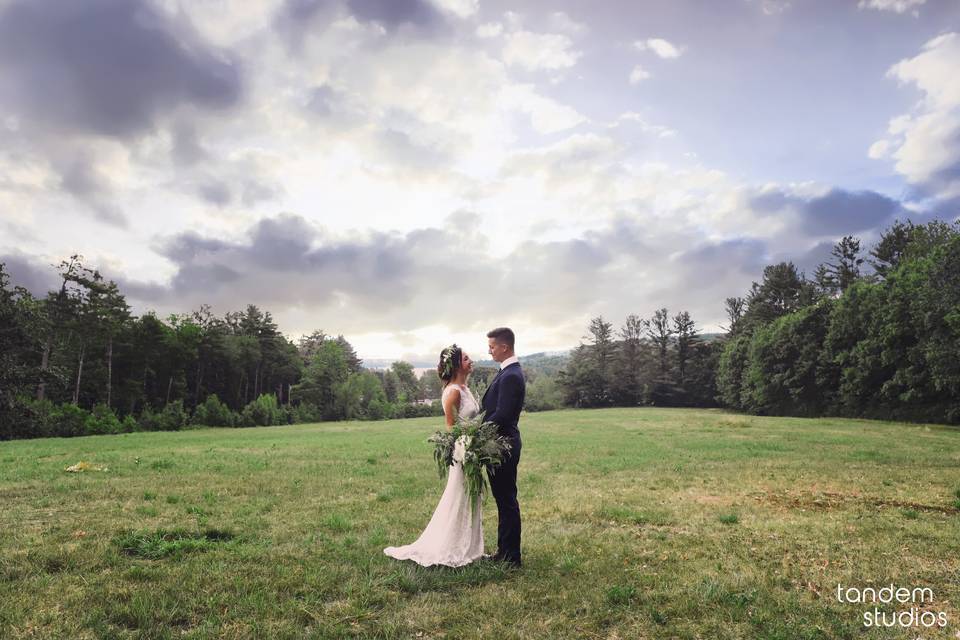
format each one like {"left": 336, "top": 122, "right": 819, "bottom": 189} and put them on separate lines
{"left": 362, "top": 350, "right": 571, "bottom": 371}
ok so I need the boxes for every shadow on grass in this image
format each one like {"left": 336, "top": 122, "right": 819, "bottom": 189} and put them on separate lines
{"left": 382, "top": 557, "right": 516, "bottom": 595}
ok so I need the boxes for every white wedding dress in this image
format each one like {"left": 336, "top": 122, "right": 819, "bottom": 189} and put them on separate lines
{"left": 383, "top": 384, "right": 484, "bottom": 567}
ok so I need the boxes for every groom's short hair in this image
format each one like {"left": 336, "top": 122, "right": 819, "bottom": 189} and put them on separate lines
{"left": 486, "top": 327, "right": 515, "bottom": 349}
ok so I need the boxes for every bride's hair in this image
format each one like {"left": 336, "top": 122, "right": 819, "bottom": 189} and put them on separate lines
{"left": 437, "top": 344, "right": 462, "bottom": 385}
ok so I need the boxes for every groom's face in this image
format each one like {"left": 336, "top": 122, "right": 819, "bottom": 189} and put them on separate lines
{"left": 488, "top": 337, "right": 507, "bottom": 362}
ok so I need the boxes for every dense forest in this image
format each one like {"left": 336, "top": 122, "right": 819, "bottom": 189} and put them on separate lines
{"left": 555, "top": 218, "right": 960, "bottom": 425}
{"left": 1, "top": 218, "right": 957, "bottom": 440}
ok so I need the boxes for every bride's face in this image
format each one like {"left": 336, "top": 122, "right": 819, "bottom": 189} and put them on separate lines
{"left": 460, "top": 352, "right": 474, "bottom": 375}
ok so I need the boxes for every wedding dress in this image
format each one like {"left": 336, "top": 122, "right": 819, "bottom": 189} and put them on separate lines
{"left": 383, "top": 384, "right": 484, "bottom": 567}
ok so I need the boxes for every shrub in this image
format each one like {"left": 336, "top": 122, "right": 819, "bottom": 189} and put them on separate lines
{"left": 137, "top": 406, "right": 161, "bottom": 432}
{"left": 291, "top": 402, "right": 321, "bottom": 424}
{"left": 367, "top": 398, "right": 394, "bottom": 420}
{"left": 192, "top": 394, "right": 237, "bottom": 427}
{"left": 240, "top": 394, "right": 284, "bottom": 427}
{"left": 157, "top": 400, "right": 189, "bottom": 431}
{"left": 138, "top": 401, "right": 188, "bottom": 432}
{"left": 0, "top": 397, "right": 57, "bottom": 439}
{"left": 396, "top": 402, "right": 443, "bottom": 419}
{"left": 525, "top": 375, "right": 563, "bottom": 412}
{"left": 85, "top": 403, "right": 122, "bottom": 435}
{"left": 53, "top": 403, "right": 90, "bottom": 438}
{"left": 121, "top": 414, "right": 139, "bottom": 433}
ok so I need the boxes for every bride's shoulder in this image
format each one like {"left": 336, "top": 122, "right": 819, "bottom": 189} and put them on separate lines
{"left": 441, "top": 384, "right": 462, "bottom": 400}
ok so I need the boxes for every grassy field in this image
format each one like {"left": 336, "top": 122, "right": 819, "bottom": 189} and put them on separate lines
{"left": 1, "top": 407, "right": 959, "bottom": 639}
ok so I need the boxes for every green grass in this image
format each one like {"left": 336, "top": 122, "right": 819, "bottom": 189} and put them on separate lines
{"left": 1, "top": 407, "right": 959, "bottom": 639}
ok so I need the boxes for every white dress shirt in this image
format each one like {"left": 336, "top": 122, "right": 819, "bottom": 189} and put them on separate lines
{"left": 499, "top": 355, "right": 519, "bottom": 370}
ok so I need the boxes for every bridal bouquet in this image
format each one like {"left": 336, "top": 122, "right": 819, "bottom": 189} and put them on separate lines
{"left": 428, "top": 412, "right": 512, "bottom": 510}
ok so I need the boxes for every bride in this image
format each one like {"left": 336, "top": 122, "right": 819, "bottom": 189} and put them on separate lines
{"left": 383, "top": 344, "right": 484, "bottom": 567}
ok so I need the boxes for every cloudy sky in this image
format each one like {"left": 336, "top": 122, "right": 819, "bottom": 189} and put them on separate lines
{"left": 1, "top": 0, "right": 959, "bottom": 361}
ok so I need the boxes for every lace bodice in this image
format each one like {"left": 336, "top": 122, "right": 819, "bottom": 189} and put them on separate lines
{"left": 442, "top": 384, "right": 479, "bottom": 420}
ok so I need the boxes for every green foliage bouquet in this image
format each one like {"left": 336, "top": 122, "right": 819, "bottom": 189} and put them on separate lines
{"left": 428, "top": 412, "right": 512, "bottom": 512}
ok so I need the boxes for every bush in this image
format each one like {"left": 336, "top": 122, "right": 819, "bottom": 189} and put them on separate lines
{"left": 396, "top": 402, "right": 443, "bottom": 419}
{"left": 291, "top": 402, "right": 321, "bottom": 424}
{"left": 5, "top": 397, "right": 58, "bottom": 439}
{"left": 524, "top": 375, "right": 563, "bottom": 412}
{"left": 157, "top": 400, "right": 189, "bottom": 431}
{"left": 367, "top": 398, "right": 394, "bottom": 420}
{"left": 121, "top": 414, "right": 138, "bottom": 433}
{"left": 85, "top": 403, "right": 122, "bottom": 435}
{"left": 240, "top": 394, "right": 285, "bottom": 427}
{"left": 137, "top": 406, "right": 161, "bottom": 432}
{"left": 192, "top": 394, "right": 237, "bottom": 427}
{"left": 53, "top": 403, "right": 91, "bottom": 438}
{"left": 140, "top": 401, "right": 188, "bottom": 431}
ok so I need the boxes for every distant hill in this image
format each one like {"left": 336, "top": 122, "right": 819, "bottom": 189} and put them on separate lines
{"left": 474, "top": 351, "right": 570, "bottom": 376}
{"left": 363, "top": 352, "right": 571, "bottom": 379}
{"left": 362, "top": 358, "right": 436, "bottom": 370}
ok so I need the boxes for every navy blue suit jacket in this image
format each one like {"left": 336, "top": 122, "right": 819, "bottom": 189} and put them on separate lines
{"left": 481, "top": 362, "right": 525, "bottom": 443}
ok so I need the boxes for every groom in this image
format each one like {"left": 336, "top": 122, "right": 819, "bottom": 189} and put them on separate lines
{"left": 482, "top": 327, "right": 525, "bottom": 567}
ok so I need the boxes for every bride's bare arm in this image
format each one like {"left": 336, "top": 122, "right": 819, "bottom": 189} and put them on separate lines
{"left": 441, "top": 387, "right": 460, "bottom": 430}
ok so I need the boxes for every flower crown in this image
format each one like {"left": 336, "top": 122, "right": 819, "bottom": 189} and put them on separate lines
{"left": 439, "top": 344, "right": 459, "bottom": 379}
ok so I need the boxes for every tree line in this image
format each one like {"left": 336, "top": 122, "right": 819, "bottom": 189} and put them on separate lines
{"left": 545, "top": 218, "right": 959, "bottom": 425}
{"left": 0, "top": 256, "right": 446, "bottom": 439}
{"left": 2, "top": 216, "right": 957, "bottom": 439}
{"left": 715, "top": 220, "right": 960, "bottom": 424}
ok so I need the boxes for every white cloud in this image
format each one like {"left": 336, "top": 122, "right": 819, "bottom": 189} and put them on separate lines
{"left": 870, "top": 32, "right": 960, "bottom": 198}
{"left": 629, "top": 64, "right": 651, "bottom": 84}
{"left": 857, "top": 0, "right": 926, "bottom": 14}
{"left": 427, "top": 0, "right": 479, "bottom": 19}
{"left": 634, "top": 37, "right": 683, "bottom": 59}
{"left": 499, "top": 84, "right": 587, "bottom": 134}
{"left": 502, "top": 30, "right": 582, "bottom": 71}
{"left": 759, "top": 0, "right": 791, "bottom": 15}
{"left": 476, "top": 22, "right": 503, "bottom": 38}
{"left": 610, "top": 112, "right": 676, "bottom": 138}
{"left": 867, "top": 139, "right": 889, "bottom": 159}
{"left": 547, "top": 11, "right": 587, "bottom": 35}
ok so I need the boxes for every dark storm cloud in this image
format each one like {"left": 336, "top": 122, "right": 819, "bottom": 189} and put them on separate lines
{"left": 273, "top": 0, "right": 339, "bottom": 49}
{"left": 346, "top": 0, "right": 444, "bottom": 29}
{"left": 749, "top": 189, "right": 798, "bottom": 214}
{"left": 0, "top": 251, "right": 60, "bottom": 296}
{"left": 157, "top": 232, "right": 232, "bottom": 263}
{"left": 171, "top": 122, "right": 211, "bottom": 166}
{"left": 749, "top": 187, "right": 904, "bottom": 235}
{"left": 192, "top": 175, "right": 283, "bottom": 209}
{"left": 125, "top": 213, "right": 609, "bottom": 322}
{"left": 51, "top": 152, "right": 129, "bottom": 228}
{"left": 198, "top": 182, "right": 234, "bottom": 207}
{"left": 169, "top": 262, "right": 243, "bottom": 294}
{"left": 803, "top": 189, "right": 902, "bottom": 234}
{"left": 275, "top": 0, "right": 449, "bottom": 49}
{"left": 678, "top": 238, "right": 770, "bottom": 277}
{"left": 0, "top": 0, "right": 243, "bottom": 139}
{"left": 790, "top": 240, "right": 835, "bottom": 276}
